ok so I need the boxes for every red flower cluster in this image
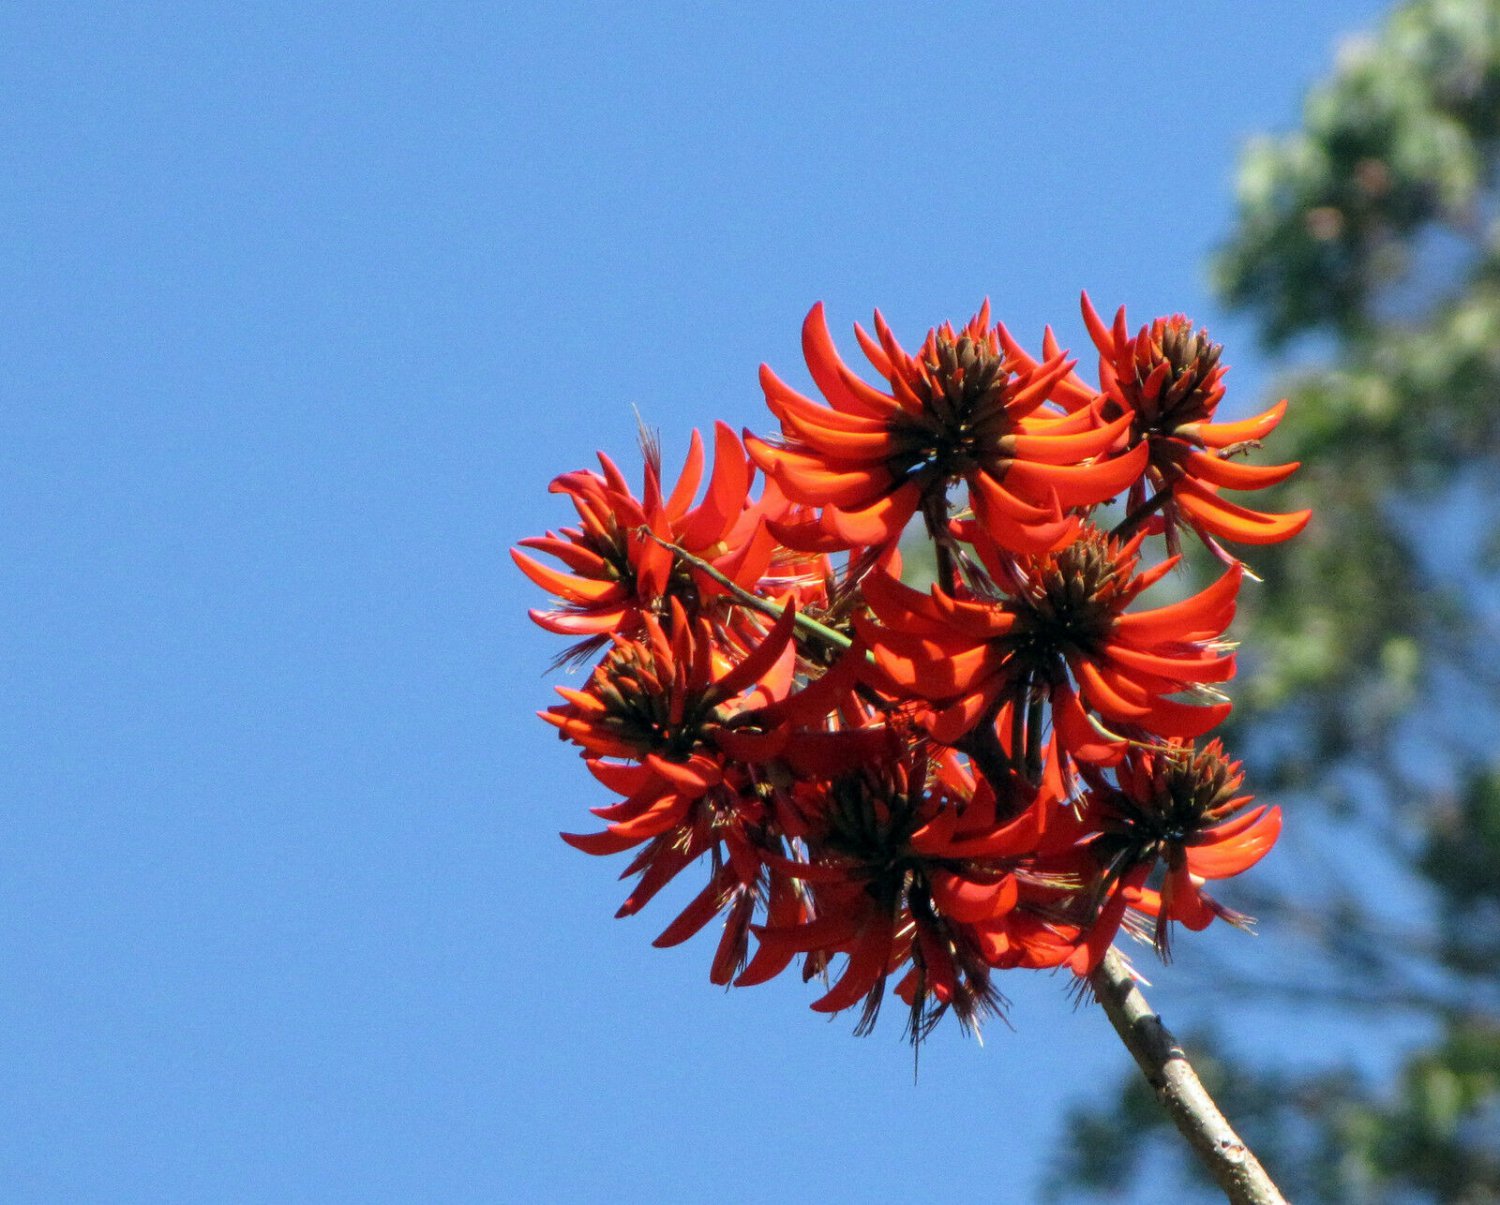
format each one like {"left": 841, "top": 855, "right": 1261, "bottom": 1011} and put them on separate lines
{"left": 519, "top": 296, "right": 1302, "bottom": 1040}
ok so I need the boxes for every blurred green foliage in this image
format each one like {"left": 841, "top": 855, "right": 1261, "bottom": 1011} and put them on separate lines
{"left": 1217, "top": 0, "right": 1500, "bottom": 345}
{"left": 1056, "top": 2, "right": 1500, "bottom": 1200}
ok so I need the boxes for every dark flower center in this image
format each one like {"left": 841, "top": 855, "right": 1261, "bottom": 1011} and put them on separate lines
{"left": 588, "top": 644, "right": 715, "bottom": 759}
{"left": 574, "top": 513, "right": 703, "bottom": 617}
{"left": 1096, "top": 747, "right": 1244, "bottom": 865}
{"left": 582, "top": 516, "right": 637, "bottom": 588}
{"left": 824, "top": 769, "right": 921, "bottom": 868}
{"left": 885, "top": 336, "right": 1014, "bottom": 485}
{"left": 1001, "top": 533, "right": 1125, "bottom": 680}
{"left": 816, "top": 764, "right": 937, "bottom": 913}
{"left": 1132, "top": 316, "right": 1225, "bottom": 433}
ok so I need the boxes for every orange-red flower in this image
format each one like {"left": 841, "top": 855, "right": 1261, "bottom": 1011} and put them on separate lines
{"left": 744, "top": 739, "right": 1023, "bottom": 1037}
{"left": 513, "top": 423, "right": 786, "bottom": 652}
{"left": 546, "top": 602, "right": 799, "bottom": 980}
{"left": 746, "top": 303, "right": 1146, "bottom": 554}
{"left": 856, "top": 525, "right": 1239, "bottom": 756}
{"left": 1002, "top": 295, "right": 1310, "bottom": 554}
{"left": 1080, "top": 739, "right": 1281, "bottom": 958}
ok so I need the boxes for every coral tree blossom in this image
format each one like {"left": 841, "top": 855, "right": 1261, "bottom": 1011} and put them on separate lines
{"left": 1079, "top": 740, "right": 1282, "bottom": 959}
{"left": 512, "top": 422, "right": 783, "bottom": 655}
{"left": 857, "top": 525, "right": 1239, "bottom": 755}
{"left": 1002, "top": 295, "right": 1311, "bottom": 558}
{"left": 745, "top": 737, "right": 1019, "bottom": 1038}
{"left": 747, "top": 303, "right": 1145, "bottom": 554}
{"left": 545, "top": 601, "right": 799, "bottom": 982}
{"left": 518, "top": 293, "right": 1306, "bottom": 1042}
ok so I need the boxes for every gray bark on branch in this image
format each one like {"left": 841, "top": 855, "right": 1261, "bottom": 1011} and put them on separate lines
{"left": 1090, "top": 947, "right": 1287, "bottom": 1205}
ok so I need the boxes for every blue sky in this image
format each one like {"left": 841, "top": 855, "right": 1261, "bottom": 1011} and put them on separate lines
{"left": 3, "top": 4, "right": 1392, "bottom": 1201}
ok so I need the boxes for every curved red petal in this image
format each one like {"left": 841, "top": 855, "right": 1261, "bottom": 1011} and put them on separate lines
{"left": 1191, "top": 400, "right": 1288, "bottom": 447}
{"left": 801, "top": 302, "right": 901, "bottom": 419}
{"left": 1183, "top": 449, "right": 1299, "bottom": 491}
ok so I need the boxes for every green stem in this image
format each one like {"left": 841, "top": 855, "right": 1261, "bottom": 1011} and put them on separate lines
{"left": 640, "top": 530, "right": 855, "bottom": 653}
{"left": 919, "top": 490, "right": 959, "bottom": 594}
